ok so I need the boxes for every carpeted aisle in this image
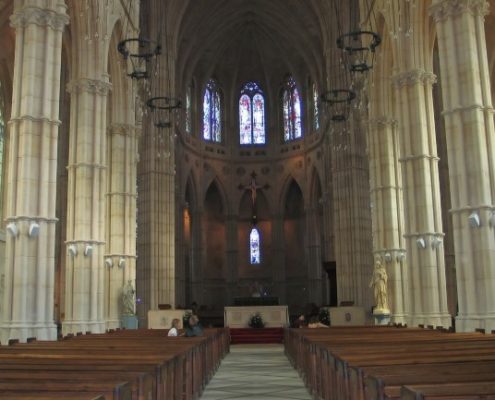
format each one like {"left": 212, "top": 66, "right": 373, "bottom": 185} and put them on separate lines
{"left": 200, "top": 344, "right": 312, "bottom": 400}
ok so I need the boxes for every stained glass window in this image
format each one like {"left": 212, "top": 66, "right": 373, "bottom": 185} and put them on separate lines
{"left": 203, "top": 79, "right": 221, "bottom": 142}
{"left": 312, "top": 82, "right": 320, "bottom": 131}
{"left": 249, "top": 227, "right": 261, "bottom": 265}
{"left": 185, "top": 85, "right": 192, "bottom": 134}
{"left": 239, "top": 82, "right": 265, "bottom": 145}
{"left": 282, "top": 76, "right": 303, "bottom": 141}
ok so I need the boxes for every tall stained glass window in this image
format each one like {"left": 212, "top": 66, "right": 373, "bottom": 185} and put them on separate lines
{"left": 239, "top": 82, "right": 265, "bottom": 145}
{"left": 312, "top": 82, "right": 320, "bottom": 131}
{"left": 203, "top": 79, "right": 221, "bottom": 142}
{"left": 185, "top": 84, "right": 192, "bottom": 134}
{"left": 249, "top": 227, "right": 261, "bottom": 264}
{"left": 282, "top": 76, "right": 302, "bottom": 142}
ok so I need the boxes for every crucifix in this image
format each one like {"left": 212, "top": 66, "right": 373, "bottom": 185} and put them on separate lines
{"left": 238, "top": 171, "right": 270, "bottom": 225}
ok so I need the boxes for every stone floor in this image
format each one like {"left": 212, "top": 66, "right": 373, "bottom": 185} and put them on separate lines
{"left": 200, "top": 344, "right": 313, "bottom": 400}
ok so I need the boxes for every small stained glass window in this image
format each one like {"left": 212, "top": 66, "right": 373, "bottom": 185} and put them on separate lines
{"left": 312, "top": 82, "right": 320, "bottom": 131}
{"left": 282, "top": 76, "right": 303, "bottom": 142}
{"left": 250, "top": 227, "right": 261, "bottom": 265}
{"left": 203, "top": 79, "right": 221, "bottom": 142}
{"left": 239, "top": 82, "right": 265, "bottom": 145}
{"left": 185, "top": 85, "right": 192, "bottom": 134}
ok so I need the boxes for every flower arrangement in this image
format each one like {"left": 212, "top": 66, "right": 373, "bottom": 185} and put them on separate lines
{"left": 318, "top": 308, "right": 330, "bottom": 326}
{"left": 248, "top": 312, "right": 265, "bottom": 328}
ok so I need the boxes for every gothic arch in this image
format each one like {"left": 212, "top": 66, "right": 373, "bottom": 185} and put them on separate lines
{"left": 278, "top": 173, "right": 304, "bottom": 214}
{"left": 202, "top": 176, "right": 229, "bottom": 215}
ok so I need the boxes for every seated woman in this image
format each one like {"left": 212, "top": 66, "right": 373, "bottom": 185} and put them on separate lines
{"left": 185, "top": 315, "right": 204, "bottom": 337}
{"left": 307, "top": 315, "right": 329, "bottom": 328}
{"left": 167, "top": 318, "right": 181, "bottom": 337}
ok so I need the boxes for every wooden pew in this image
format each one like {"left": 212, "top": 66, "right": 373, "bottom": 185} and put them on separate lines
{"left": 284, "top": 326, "right": 495, "bottom": 400}
{"left": 0, "top": 328, "right": 229, "bottom": 400}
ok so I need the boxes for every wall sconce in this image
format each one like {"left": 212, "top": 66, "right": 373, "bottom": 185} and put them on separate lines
{"left": 118, "top": 258, "right": 126, "bottom": 268}
{"left": 105, "top": 257, "right": 113, "bottom": 268}
{"left": 416, "top": 237, "right": 426, "bottom": 249}
{"left": 383, "top": 252, "right": 392, "bottom": 262}
{"left": 431, "top": 237, "right": 443, "bottom": 249}
{"left": 468, "top": 212, "right": 481, "bottom": 228}
{"left": 68, "top": 244, "right": 78, "bottom": 257}
{"left": 396, "top": 251, "right": 406, "bottom": 262}
{"left": 28, "top": 222, "right": 40, "bottom": 237}
{"left": 84, "top": 245, "right": 93, "bottom": 257}
{"left": 6, "top": 222, "right": 18, "bottom": 237}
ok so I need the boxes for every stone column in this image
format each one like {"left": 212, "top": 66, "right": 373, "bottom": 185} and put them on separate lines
{"left": 62, "top": 77, "right": 111, "bottom": 335}
{"left": 368, "top": 116, "right": 408, "bottom": 324}
{"left": 271, "top": 213, "right": 286, "bottom": 304}
{"left": 392, "top": 69, "right": 451, "bottom": 328}
{"left": 105, "top": 123, "right": 138, "bottom": 329}
{"left": 331, "top": 119, "right": 373, "bottom": 311}
{"left": 430, "top": 0, "right": 495, "bottom": 332}
{"left": 190, "top": 207, "right": 205, "bottom": 305}
{"left": 0, "top": 1, "right": 68, "bottom": 343}
{"left": 225, "top": 213, "right": 239, "bottom": 305}
{"left": 305, "top": 205, "right": 323, "bottom": 305}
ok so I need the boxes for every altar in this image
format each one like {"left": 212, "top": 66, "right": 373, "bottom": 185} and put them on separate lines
{"left": 148, "top": 309, "right": 191, "bottom": 329}
{"left": 224, "top": 305, "right": 289, "bottom": 328}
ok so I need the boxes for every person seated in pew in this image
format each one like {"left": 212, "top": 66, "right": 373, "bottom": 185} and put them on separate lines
{"left": 167, "top": 318, "right": 181, "bottom": 337}
{"left": 307, "top": 315, "right": 329, "bottom": 328}
{"left": 185, "top": 315, "right": 204, "bottom": 337}
{"left": 292, "top": 314, "right": 307, "bottom": 328}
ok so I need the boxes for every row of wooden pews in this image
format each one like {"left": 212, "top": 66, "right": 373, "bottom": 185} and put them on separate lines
{"left": 0, "top": 327, "right": 229, "bottom": 400}
{"left": 285, "top": 326, "right": 495, "bottom": 400}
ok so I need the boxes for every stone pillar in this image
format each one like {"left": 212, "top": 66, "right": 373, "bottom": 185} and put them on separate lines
{"left": 431, "top": 0, "right": 495, "bottom": 332}
{"left": 105, "top": 123, "right": 138, "bottom": 329}
{"left": 271, "top": 213, "right": 286, "bottom": 303}
{"left": 0, "top": 1, "right": 68, "bottom": 343}
{"left": 136, "top": 124, "right": 176, "bottom": 323}
{"left": 225, "top": 213, "right": 239, "bottom": 305}
{"left": 392, "top": 69, "right": 451, "bottom": 328}
{"left": 306, "top": 205, "right": 323, "bottom": 305}
{"left": 62, "top": 77, "right": 111, "bottom": 335}
{"left": 190, "top": 207, "right": 205, "bottom": 305}
{"left": 368, "top": 116, "right": 408, "bottom": 324}
{"left": 331, "top": 119, "right": 373, "bottom": 311}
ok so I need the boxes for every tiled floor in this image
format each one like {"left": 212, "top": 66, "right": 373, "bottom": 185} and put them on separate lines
{"left": 200, "top": 344, "right": 313, "bottom": 400}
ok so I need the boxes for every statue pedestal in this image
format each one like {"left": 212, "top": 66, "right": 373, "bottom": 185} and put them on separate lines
{"left": 373, "top": 312, "right": 391, "bottom": 326}
{"left": 121, "top": 315, "right": 138, "bottom": 330}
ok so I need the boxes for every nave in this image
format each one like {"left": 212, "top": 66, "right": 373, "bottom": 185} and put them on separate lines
{"left": 1, "top": 325, "right": 495, "bottom": 398}
{"left": 200, "top": 344, "right": 311, "bottom": 400}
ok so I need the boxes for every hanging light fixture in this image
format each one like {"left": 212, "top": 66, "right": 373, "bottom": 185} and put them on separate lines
{"left": 320, "top": 89, "right": 356, "bottom": 122}
{"left": 118, "top": 37, "right": 161, "bottom": 80}
{"left": 337, "top": 0, "right": 381, "bottom": 73}
{"left": 320, "top": 0, "right": 356, "bottom": 122}
{"left": 117, "top": 1, "right": 160, "bottom": 80}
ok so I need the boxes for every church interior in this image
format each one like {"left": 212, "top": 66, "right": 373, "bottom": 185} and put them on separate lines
{"left": 0, "top": 0, "right": 494, "bottom": 344}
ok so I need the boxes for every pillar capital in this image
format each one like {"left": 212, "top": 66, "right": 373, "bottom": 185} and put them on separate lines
{"left": 391, "top": 69, "right": 437, "bottom": 88}
{"left": 430, "top": 0, "right": 489, "bottom": 22}
{"left": 67, "top": 78, "right": 112, "bottom": 96}
{"left": 368, "top": 116, "right": 398, "bottom": 129}
{"left": 107, "top": 123, "right": 137, "bottom": 137}
{"left": 10, "top": 5, "right": 69, "bottom": 31}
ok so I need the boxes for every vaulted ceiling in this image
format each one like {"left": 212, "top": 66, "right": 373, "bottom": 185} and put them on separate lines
{"left": 167, "top": 0, "right": 337, "bottom": 95}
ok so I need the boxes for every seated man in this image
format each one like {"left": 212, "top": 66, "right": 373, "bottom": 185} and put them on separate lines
{"left": 185, "top": 315, "right": 204, "bottom": 337}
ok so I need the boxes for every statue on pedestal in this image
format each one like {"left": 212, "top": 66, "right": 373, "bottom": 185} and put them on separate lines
{"left": 121, "top": 280, "right": 136, "bottom": 316}
{"left": 369, "top": 260, "right": 390, "bottom": 314}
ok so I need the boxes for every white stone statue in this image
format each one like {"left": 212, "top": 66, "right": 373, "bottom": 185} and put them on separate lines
{"left": 121, "top": 280, "right": 136, "bottom": 316}
{"left": 369, "top": 260, "right": 390, "bottom": 314}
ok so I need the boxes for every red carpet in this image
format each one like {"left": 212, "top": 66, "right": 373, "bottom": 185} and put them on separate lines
{"left": 229, "top": 328, "right": 284, "bottom": 344}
